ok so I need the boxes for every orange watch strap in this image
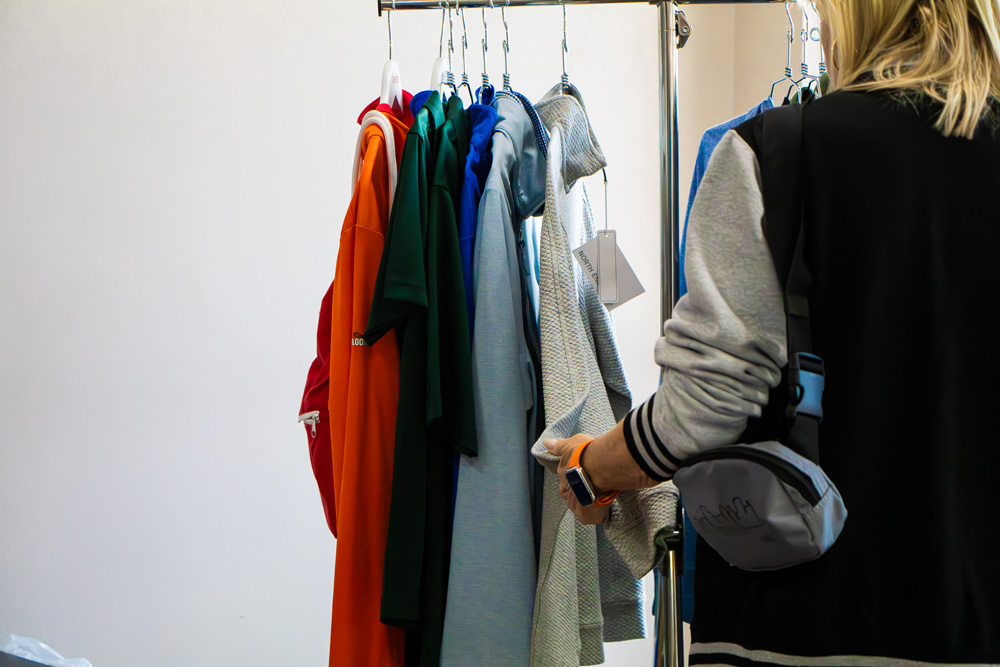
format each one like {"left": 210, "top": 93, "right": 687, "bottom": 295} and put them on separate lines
{"left": 568, "top": 439, "right": 620, "bottom": 506}
{"left": 567, "top": 438, "right": 595, "bottom": 469}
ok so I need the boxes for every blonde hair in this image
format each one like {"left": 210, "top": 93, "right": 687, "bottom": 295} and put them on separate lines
{"left": 816, "top": 0, "right": 1000, "bottom": 138}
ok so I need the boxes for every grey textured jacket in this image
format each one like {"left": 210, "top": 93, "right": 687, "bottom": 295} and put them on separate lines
{"left": 529, "top": 84, "right": 680, "bottom": 667}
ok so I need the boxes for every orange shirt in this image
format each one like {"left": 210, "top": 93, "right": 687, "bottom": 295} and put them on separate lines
{"left": 326, "top": 102, "right": 411, "bottom": 667}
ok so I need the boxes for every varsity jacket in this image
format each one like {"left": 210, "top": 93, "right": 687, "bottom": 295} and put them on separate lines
{"left": 624, "top": 90, "right": 1000, "bottom": 666}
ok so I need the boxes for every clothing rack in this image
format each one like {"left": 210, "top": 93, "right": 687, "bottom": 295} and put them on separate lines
{"left": 375, "top": 2, "right": 785, "bottom": 665}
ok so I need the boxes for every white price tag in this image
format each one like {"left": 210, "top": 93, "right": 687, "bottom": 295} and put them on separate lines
{"left": 597, "top": 230, "right": 618, "bottom": 304}
{"left": 573, "top": 230, "right": 645, "bottom": 310}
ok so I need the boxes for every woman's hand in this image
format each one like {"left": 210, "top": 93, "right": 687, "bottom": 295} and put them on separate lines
{"left": 544, "top": 434, "right": 613, "bottom": 526}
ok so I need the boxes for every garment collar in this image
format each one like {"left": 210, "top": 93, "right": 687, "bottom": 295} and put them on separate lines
{"left": 496, "top": 89, "right": 549, "bottom": 159}
{"left": 422, "top": 91, "right": 446, "bottom": 128}
{"left": 492, "top": 95, "right": 547, "bottom": 221}
{"left": 469, "top": 85, "right": 498, "bottom": 145}
{"left": 445, "top": 93, "right": 470, "bottom": 152}
{"left": 357, "top": 90, "right": 415, "bottom": 126}
{"left": 409, "top": 90, "right": 434, "bottom": 120}
{"left": 477, "top": 84, "right": 495, "bottom": 107}
{"left": 469, "top": 102, "right": 498, "bottom": 155}
{"left": 534, "top": 83, "right": 607, "bottom": 191}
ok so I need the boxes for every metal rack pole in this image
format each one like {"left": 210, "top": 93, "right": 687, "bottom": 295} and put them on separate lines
{"left": 658, "top": 1, "right": 679, "bottom": 329}
{"left": 654, "top": 6, "right": 684, "bottom": 661}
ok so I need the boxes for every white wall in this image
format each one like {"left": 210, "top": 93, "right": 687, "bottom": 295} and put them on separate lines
{"left": 0, "top": 2, "right": 798, "bottom": 665}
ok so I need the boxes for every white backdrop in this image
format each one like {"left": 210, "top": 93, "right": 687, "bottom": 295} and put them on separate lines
{"left": 0, "top": 2, "right": 802, "bottom": 665}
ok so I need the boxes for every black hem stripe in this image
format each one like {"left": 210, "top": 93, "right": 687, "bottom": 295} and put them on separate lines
{"left": 644, "top": 393, "right": 683, "bottom": 468}
{"left": 623, "top": 409, "right": 670, "bottom": 482}
{"left": 633, "top": 402, "right": 675, "bottom": 474}
{"left": 689, "top": 653, "right": 768, "bottom": 667}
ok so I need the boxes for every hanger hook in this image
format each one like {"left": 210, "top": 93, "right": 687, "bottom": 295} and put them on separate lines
{"left": 387, "top": 1, "right": 393, "bottom": 60}
{"left": 447, "top": 0, "right": 455, "bottom": 72}
{"left": 501, "top": 0, "right": 511, "bottom": 90}
{"left": 460, "top": 2, "right": 469, "bottom": 54}
{"left": 459, "top": 0, "right": 468, "bottom": 64}
{"left": 812, "top": 2, "right": 826, "bottom": 75}
{"left": 783, "top": 1, "right": 794, "bottom": 80}
{"left": 458, "top": 2, "right": 474, "bottom": 100}
{"left": 439, "top": 0, "right": 446, "bottom": 58}
{"left": 771, "top": 1, "right": 797, "bottom": 103}
{"left": 481, "top": 3, "right": 490, "bottom": 87}
{"left": 561, "top": 0, "right": 569, "bottom": 87}
{"left": 807, "top": 1, "right": 821, "bottom": 42}
{"left": 438, "top": 0, "right": 458, "bottom": 93}
{"left": 800, "top": 3, "right": 810, "bottom": 79}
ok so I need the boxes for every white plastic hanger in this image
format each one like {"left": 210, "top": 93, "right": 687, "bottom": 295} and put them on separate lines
{"left": 354, "top": 112, "right": 400, "bottom": 206}
{"left": 379, "top": 1, "right": 404, "bottom": 110}
{"left": 380, "top": 61, "right": 403, "bottom": 109}
{"left": 430, "top": 57, "right": 445, "bottom": 93}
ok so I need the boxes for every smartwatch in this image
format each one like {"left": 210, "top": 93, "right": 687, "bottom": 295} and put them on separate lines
{"left": 565, "top": 439, "right": 620, "bottom": 507}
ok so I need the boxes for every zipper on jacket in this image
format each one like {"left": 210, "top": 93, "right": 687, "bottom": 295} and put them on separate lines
{"left": 683, "top": 447, "right": 822, "bottom": 506}
{"left": 298, "top": 411, "right": 321, "bottom": 439}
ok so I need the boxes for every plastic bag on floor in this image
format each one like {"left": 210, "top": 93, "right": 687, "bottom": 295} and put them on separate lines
{"left": 1, "top": 635, "right": 93, "bottom": 667}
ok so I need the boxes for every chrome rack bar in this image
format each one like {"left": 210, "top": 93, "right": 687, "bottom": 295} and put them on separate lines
{"left": 379, "top": 0, "right": 781, "bottom": 11}
{"left": 382, "top": 0, "right": 642, "bottom": 11}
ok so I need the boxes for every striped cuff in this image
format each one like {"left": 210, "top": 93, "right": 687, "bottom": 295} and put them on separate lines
{"left": 622, "top": 393, "right": 681, "bottom": 482}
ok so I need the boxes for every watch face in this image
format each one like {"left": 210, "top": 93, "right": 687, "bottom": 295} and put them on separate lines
{"left": 566, "top": 467, "right": 595, "bottom": 507}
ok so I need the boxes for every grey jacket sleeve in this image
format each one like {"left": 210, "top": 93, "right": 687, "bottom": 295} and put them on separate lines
{"left": 601, "top": 485, "right": 680, "bottom": 579}
{"left": 623, "top": 130, "right": 788, "bottom": 481}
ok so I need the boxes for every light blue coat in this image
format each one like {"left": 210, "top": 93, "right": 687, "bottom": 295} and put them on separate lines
{"left": 440, "top": 94, "right": 547, "bottom": 666}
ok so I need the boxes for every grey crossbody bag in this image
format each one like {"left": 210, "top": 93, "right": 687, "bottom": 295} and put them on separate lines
{"left": 672, "top": 103, "right": 848, "bottom": 571}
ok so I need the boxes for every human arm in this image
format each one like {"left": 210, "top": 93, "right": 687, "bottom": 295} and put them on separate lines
{"left": 548, "top": 130, "right": 788, "bottom": 519}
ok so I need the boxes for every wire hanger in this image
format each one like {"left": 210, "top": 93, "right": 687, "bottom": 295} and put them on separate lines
{"left": 768, "top": 2, "right": 796, "bottom": 105}
{"left": 799, "top": 5, "right": 811, "bottom": 82}
{"left": 501, "top": 0, "right": 512, "bottom": 91}
{"left": 786, "top": 2, "right": 821, "bottom": 99}
{"left": 481, "top": 1, "right": 492, "bottom": 91}
{"left": 559, "top": 0, "right": 571, "bottom": 93}
{"left": 457, "top": 1, "right": 475, "bottom": 102}
{"left": 809, "top": 2, "right": 826, "bottom": 88}
{"left": 430, "top": 2, "right": 446, "bottom": 93}
{"left": 444, "top": 0, "right": 458, "bottom": 96}
{"left": 380, "top": 0, "right": 404, "bottom": 110}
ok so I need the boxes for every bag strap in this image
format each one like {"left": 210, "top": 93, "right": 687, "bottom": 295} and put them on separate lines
{"left": 758, "top": 103, "right": 825, "bottom": 464}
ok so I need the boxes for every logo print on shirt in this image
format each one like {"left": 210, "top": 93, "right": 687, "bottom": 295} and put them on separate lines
{"left": 351, "top": 332, "right": 368, "bottom": 347}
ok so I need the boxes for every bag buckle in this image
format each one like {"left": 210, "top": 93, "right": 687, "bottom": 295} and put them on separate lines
{"left": 788, "top": 352, "right": 825, "bottom": 422}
